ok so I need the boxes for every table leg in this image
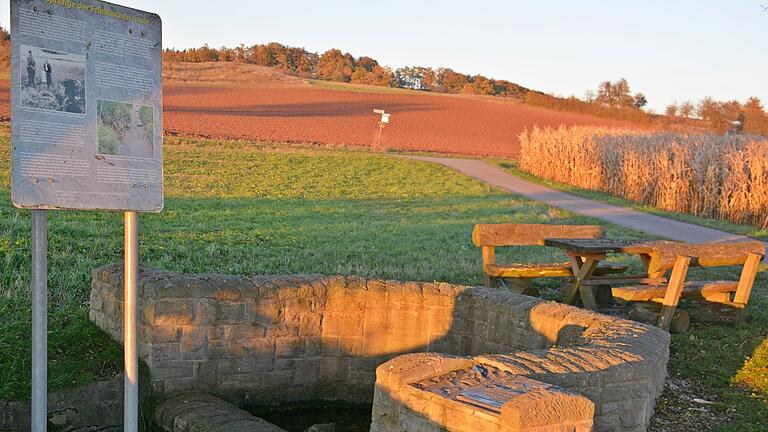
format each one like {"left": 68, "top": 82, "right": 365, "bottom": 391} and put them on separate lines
{"left": 564, "top": 255, "right": 601, "bottom": 309}
{"left": 642, "top": 253, "right": 664, "bottom": 279}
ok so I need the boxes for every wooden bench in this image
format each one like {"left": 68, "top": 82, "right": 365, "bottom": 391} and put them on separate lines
{"left": 612, "top": 241, "right": 765, "bottom": 332}
{"left": 472, "top": 223, "right": 627, "bottom": 294}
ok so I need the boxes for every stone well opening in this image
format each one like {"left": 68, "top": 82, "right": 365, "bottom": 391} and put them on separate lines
{"left": 90, "top": 265, "right": 669, "bottom": 432}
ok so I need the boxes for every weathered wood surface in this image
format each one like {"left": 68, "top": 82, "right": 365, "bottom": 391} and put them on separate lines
{"left": 657, "top": 255, "right": 692, "bottom": 331}
{"left": 636, "top": 240, "right": 766, "bottom": 270}
{"left": 580, "top": 276, "right": 667, "bottom": 286}
{"left": 484, "top": 262, "right": 627, "bottom": 278}
{"left": 612, "top": 281, "right": 740, "bottom": 302}
{"left": 614, "top": 248, "right": 763, "bottom": 330}
{"left": 733, "top": 252, "right": 762, "bottom": 306}
{"left": 563, "top": 256, "right": 601, "bottom": 308}
{"left": 472, "top": 224, "right": 603, "bottom": 247}
{"left": 545, "top": 239, "right": 764, "bottom": 270}
{"left": 544, "top": 238, "right": 643, "bottom": 254}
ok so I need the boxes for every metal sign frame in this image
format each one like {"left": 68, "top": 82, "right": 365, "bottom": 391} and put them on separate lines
{"left": 10, "top": 0, "right": 164, "bottom": 212}
{"left": 10, "top": 1, "right": 163, "bottom": 431}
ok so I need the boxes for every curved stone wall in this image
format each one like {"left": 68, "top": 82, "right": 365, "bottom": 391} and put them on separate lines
{"left": 90, "top": 264, "right": 669, "bottom": 431}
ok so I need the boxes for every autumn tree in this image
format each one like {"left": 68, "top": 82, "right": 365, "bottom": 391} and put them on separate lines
{"left": 218, "top": 47, "right": 232, "bottom": 62}
{"left": 356, "top": 56, "right": 378, "bottom": 73}
{"left": 436, "top": 68, "right": 470, "bottom": 93}
{"left": 697, "top": 97, "right": 746, "bottom": 134}
{"left": 742, "top": 97, "right": 768, "bottom": 135}
{"left": 632, "top": 93, "right": 648, "bottom": 109}
{"left": 370, "top": 65, "right": 395, "bottom": 86}
{"left": 493, "top": 80, "right": 528, "bottom": 98}
{"left": 285, "top": 47, "right": 316, "bottom": 76}
{"left": 316, "top": 49, "right": 356, "bottom": 82}
{"left": 350, "top": 57, "right": 393, "bottom": 86}
{"left": 595, "top": 78, "right": 636, "bottom": 107}
{"left": 665, "top": 102, "right": 678, "bottom": 117}
{"left": 461, "top": 75, "right": 495, "bottom": 95}
{"left": 232, "top": 45, "right": 247, "bottom": 62}
{"left": 395, "top": 66, "right": 435, "bottom": 90}
{"left": 678, "top": 101, "right": 695, "bottom": 118}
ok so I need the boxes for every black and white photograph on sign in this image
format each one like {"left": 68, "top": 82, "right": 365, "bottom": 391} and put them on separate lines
{"left": 97, "top": 99, "right": 155, "bottom": 158}
{"left": 20, "top": 45, "right": 86, "bottom": 114}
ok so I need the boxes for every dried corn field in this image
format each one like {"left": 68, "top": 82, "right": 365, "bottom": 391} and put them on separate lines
{"left": 519, "top": 126, "right": 768, "bottom": 228}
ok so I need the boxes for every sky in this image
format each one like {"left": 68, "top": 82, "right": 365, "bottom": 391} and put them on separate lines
{"left": 2, "top": 1, "right": 765, "bottom": 112}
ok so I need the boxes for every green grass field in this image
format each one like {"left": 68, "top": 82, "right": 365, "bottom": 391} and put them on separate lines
{"left": 0, "top": 126, "right": 766, "bottom": 429}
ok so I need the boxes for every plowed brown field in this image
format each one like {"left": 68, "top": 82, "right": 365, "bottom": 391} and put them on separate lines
{"left": 0, "top": 65, "right": 635, "bottom": 157}
{"left": 164, "top": 82, "right": 636, "bottom": 157}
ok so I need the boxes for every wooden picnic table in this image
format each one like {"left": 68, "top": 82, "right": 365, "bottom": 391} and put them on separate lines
{"left": 543, "top": 238, "right": 665, "bottom": 310}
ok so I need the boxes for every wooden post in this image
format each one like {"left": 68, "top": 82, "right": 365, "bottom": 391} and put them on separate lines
{"left": 732, "top": 252, "right": 763, "bottom": 322}
{"left": 657, "top": 255, "right": 691, "bottom": 331}
{"left": 564, "top": 255, "right": 600, "bottom": 308}
{"left": 642, "top": 253, "right": 665, "bottom": 279}
{"left": 733, "top": 252, "right": 762, "bottom": 306}
{"left": 481, "top": 246, "right": 495, "bottom": 287}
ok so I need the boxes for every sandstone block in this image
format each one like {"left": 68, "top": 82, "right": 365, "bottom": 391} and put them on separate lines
{"left": 275, "top": 337, "right": 304, "bottom": 358}
{"left": 500, "top": 383, "right": 595, "bottom": 432}
{"left": 293, "top": 358, "right": 320, "bottom": 386}
{"left": 250, "top": 338, "right": 275, "bottom": 358}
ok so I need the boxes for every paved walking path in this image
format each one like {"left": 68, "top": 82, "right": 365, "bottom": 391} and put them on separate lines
{"left": 409, "top": 156, "right": 767, "bottom": 249}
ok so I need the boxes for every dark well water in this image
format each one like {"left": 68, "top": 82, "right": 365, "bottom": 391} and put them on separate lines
{"left": 246, "top": 401, "right": 373, "bottom": 432}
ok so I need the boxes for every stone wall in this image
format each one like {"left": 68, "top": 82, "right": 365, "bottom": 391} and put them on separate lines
{"left": 154, "top": 393, "right": 286, "bottom": 432}
{"left": 372, "top": 298, "right": 670, "bottom": 432}
{"left": 0, "top": 375, "right": 123, "bottom": 432}
{"left": 90, "top": 264, "right": 670, "bottom": 431}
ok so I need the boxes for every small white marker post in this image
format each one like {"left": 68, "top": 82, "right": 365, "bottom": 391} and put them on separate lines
{"left": 373, "top": 109, "right": 391, "bottom": 149}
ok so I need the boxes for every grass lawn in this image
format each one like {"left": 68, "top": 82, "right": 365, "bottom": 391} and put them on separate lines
{"left": 0, "top": 126, "right": 766, "bottom": 430}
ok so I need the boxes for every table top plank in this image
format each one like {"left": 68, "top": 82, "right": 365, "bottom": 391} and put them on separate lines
{"left": 544, "top": 238, "right": 650, "bottom": 254}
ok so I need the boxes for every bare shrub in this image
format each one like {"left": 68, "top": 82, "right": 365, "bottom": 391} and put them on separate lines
{"left": 519, "top": 127, "right": 768, "bottom": 228}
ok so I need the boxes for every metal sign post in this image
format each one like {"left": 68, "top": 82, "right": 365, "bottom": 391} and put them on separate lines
{"left": 31, "top": 209, "right": 47, "bottom": 432}
{"left": 10, "top": 1, "right": 163, "bottom": 430}
{"left": 124, "top": 211, "right": 139, "bottom": 430}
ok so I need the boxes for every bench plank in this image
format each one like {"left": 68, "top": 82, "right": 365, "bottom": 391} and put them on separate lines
{"left": 636, "top": 240, "right": 765, "bottom": 270}
{"left": 472, "top": 224, "right": 603, "bottom": 247}
{"left": 486, "top": 262, "right": 626, "bottom": 278}
{"left": 613, "top": 280, "right": 739, "bottom": 302}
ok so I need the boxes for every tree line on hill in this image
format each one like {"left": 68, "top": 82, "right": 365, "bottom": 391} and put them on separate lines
{"left": 664, "top": 97, "right": 768, "bottom": 135}
{"left": 162, "top": 44, "right": 652, "bottom": 112}
{"left": 162, "top": 43, "right": 656, "bottom": 122}
{"left": 162, "top": 43, "right": 532, "bottom": 98}
{"left": 524, "top": 79, "right": 652, "bottom": 124}
{"left": 526, "top": 79, "right": 768, "bottom": 134}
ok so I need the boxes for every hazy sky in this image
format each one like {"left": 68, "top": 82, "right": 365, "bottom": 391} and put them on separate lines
{"left": 2, "top": 1, "right": 765, "bottom": 111}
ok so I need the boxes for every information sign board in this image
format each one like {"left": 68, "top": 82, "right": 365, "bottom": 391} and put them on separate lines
{"left": 11, "top": 0, "right": 163, "bottom": 211}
